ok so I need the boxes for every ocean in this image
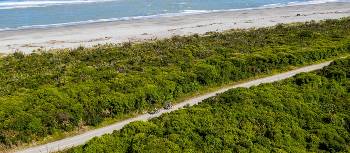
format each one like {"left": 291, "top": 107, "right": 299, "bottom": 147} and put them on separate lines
{"left": 0, "top": 0, "right": 348, "bottom": 31}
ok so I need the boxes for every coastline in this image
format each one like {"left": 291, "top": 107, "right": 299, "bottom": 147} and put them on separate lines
{"left": 1, "top": 2, "right": 350, "bottom": 54}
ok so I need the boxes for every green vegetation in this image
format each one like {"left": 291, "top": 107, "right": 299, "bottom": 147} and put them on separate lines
{"left": 66, "top": 58, "right": 350, "bottom": 153}
{"left": 1, "top": 18, "right": 350, "bottom": 148}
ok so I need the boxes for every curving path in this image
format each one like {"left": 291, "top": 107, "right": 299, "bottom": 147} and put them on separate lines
{"left": 16, "top": 61, "right": 332, "bottom": 153}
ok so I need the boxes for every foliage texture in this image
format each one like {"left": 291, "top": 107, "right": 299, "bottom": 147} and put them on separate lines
{"left": 1, "top": 18, "right": 350, "bottom": 147}
{"left": 68, "top": 58, "right": 350, "bottom": 153}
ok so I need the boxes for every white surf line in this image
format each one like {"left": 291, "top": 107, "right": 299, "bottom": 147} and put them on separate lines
{"left": 16, "top": 61, "right": 332, "bottom": 153}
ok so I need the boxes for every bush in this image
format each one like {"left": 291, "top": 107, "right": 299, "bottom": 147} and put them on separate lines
{"left": 1, "top": 18, "right": 350, "bottom": 147}
{"left": 67, "top": 58, "right": 350, "bottom": 153}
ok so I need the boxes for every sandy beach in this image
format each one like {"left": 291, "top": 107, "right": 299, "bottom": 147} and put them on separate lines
{"left": 1, "top": 2, "right": 350, "bottom": 54}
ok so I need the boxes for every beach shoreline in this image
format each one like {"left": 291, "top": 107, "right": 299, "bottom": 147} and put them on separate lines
{"left": 1, "top": 2, "right": 350, "bottom": 54}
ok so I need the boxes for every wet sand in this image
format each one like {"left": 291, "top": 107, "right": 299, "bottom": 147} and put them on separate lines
{"left": 1, "top": 2, "right": 350, "bottom": 54}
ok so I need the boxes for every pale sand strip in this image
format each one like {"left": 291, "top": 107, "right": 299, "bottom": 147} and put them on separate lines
{"left": 1, "top": 2, "right": 350, "bottom": 54}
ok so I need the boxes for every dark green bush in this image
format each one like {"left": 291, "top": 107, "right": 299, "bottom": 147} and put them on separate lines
{"left": 67, "top": 58, "right": 350, "bottom": 153}
{"left": 1, "top": 18, "right": 350, "bottom": 147}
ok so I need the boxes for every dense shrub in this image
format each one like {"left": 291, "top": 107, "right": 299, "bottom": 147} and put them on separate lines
{"left": 67, "top": 58, "right": 350, "bottom": 153}
{"left": 1, "top": 18, "right": 350, "bottom": 147}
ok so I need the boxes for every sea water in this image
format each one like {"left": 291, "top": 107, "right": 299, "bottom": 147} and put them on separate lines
{"left": 0, "top": 0, "right": 348, "bottom": 31}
